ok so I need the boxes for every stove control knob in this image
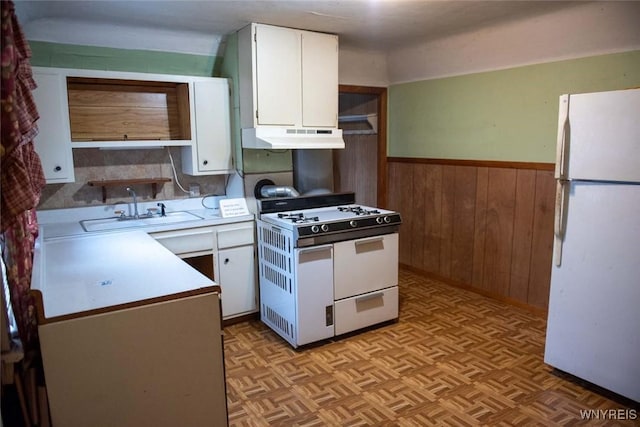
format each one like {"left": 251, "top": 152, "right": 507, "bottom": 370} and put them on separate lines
{"left": 376, "top": 216, "right": 384, "bottom": 224}
{"left": 311, "top": 225, "right": 320, "bottom": 233}
{"left": 349, "top": 220, "right": 357, "bottom": 228}
{"left": 321, "top": 224, "right": 329, "bottom": 232}
{"left": 384, "top": 216, "right": 391, "bottom": 223}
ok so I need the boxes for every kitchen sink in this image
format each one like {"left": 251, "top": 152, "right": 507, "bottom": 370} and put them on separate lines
{"left": 80, "top": 211, "right": 204, "bottom": 232}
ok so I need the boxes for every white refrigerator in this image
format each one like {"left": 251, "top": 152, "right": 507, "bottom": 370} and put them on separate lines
{"left": 544, "top": 88, "right": 640, "bottom": 403}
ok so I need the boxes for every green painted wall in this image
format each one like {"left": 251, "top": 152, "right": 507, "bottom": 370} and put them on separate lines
{"left": 388, "top": 50, "right": 640, "bottom": 163}
{"left": 29, "top": 41, "right": 219, "bottom": 76}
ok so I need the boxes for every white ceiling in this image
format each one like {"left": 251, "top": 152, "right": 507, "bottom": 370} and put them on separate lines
{"left": 14, "top": 0, "right": 581, "bottom": 52}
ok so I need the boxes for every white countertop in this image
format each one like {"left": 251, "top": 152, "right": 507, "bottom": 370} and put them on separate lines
{"left": 32, "top": 230, "right": 218, "bottom": 320}
{"left": 32, "top": 196, "right": 255, "bottom": 321}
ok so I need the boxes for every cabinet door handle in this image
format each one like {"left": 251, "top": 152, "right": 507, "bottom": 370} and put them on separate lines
{"left": 203, "top": 160, "right": 209, "bottom": 165}
{"left": 224, "top": 258, "right": 230, "bottom": 264}
{"left": 354, "top": 236, "right": 384, "bottom": 246}
{"left": 54, "top": 165, "right": 62, "bottom": 172}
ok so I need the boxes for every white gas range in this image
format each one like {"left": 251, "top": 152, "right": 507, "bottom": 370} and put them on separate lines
{"left": 256, "top": 192, "right": 401, "bottom": 348}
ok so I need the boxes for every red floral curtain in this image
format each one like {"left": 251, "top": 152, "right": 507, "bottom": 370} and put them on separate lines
{"left": 1, "top": 0, "right": 46, "bottom": 352}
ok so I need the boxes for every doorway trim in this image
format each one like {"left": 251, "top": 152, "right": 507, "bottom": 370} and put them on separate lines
{"left": 338, "top": 85, "right": 388, "bottom": 208}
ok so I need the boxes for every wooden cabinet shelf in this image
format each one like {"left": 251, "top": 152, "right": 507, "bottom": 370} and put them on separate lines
{"left": 67, "top": 77, "right": 191, "bottom": 143}
{"left": 88, "top": 178, "right": 171, "bottom": 202}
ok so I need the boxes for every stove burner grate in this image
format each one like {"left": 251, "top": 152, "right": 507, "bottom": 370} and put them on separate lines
{"left": 337, "top": 206, "right": 381, "bottom": 216}
{"left": 277, "top": 213, "right": 320, "bottom": 223}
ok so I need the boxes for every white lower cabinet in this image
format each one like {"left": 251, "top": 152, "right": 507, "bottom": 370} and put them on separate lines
{"left": 214, "top": 222, "right": 257, "bottom": 319}
{"left": 217, "top": 245, "right": 256, "bottom": 318}
{"left": 151, "top": 220, "right": 257, "bottom": 320}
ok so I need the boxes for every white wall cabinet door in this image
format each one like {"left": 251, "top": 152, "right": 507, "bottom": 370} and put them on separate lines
{"left": 301, "top": 31, "right": 339, "bottom": 128}
{"left": 255, "top": 24, "right": 300, "bottom": 126}
{"left": 217, "top": 245, "right": 256, "bottom": 318}
{"left": 182, "top": 79, "right": 233, "bottom": 175}
{"left": 32, "top": 69, "right": 75, "bottom": 183}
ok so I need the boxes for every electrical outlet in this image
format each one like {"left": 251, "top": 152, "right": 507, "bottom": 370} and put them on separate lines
{"left": 189, "top": 184, "right": 201, "bottom": 198}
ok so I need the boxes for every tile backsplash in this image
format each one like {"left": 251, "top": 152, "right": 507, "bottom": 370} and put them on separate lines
{"left": 38, "top": 147, "right": 227, "bottom": 210}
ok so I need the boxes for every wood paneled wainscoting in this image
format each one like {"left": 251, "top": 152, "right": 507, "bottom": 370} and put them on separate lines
{"left": 387, "top": 158, "right": 556, "bottom": 312}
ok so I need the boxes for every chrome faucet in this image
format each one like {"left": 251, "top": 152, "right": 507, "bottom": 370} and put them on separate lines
{"left": 126, "top": 187, "right": 140, "bottom": 219}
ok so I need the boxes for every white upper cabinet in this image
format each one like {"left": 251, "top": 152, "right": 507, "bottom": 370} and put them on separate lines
{"left": 255, "top": 24, "right": 301, "bottom": 126}
{"left": 239, "top": 23, "right": 339, "bottom": 129}
{"left": 32, "top": 68, "right": 75, "bottom": 183}
{"left": 182, "top": 79, "right": 234, "bottom": 175}
{"left": 301, "top": 31, "right": 339, "bottom": 128}
{"left": 29, "top": 67, "right": 233, "bottom": 180}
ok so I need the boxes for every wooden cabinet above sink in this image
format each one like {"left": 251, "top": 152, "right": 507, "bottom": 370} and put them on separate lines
{"left": 66, "top": 77, "right": 191, "bottom": 143}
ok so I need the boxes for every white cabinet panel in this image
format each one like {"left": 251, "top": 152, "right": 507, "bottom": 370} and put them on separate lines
{"left": 255, "top": 24, "right": 300, "bottom": 126}
{"left": 39, "top": 293, "right": 227, "bottom": 427}
{"left": 294, "top": 245, "right": 334, "bottom": 345}
{"left": 301, "top": 31, "right": 338, "bottom": 128}
{"left": 333, "top": 233, "right": 399, "bottom": 300}
{"left": 217, "top": 245, "right": 256, "bottom": 318}
{"left": 182, "top": 78, "right": 233, "bottom": 175}
{"left": 182, "top": 79, "right": 233, "bottom": 175}
{"left": 32, "top": 69, "right": 75, "bottom": 183}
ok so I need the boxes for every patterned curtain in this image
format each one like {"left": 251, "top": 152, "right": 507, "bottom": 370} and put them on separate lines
{"left": 1, "top": 0, "right": 46, "bottom": 352}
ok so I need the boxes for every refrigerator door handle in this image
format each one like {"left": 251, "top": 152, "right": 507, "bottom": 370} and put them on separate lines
{"left": 555, "top": 94, "right": 570, "bottom": 180}
{"left": 553, "top": 179, "right": 570, "bottom": 266}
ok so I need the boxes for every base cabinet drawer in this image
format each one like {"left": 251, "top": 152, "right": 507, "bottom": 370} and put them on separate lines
{"left": 216, "top": 222, "right": 255, "bottom": 249}
{"left": 151, "top": 227, "right": 215, "bottom": 255}
{"left": 334, "top": 286, "right": 398, "bottom": 336}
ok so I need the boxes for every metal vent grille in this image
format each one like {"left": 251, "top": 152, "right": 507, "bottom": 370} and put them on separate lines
{"left": 262, "top": 303, "right": 293, "bottom": 340}
{"left": 258, "top": 221, "right": 297, "bottom": 346}
{"left": 258, "top": 223, "right": 292, "bottom": 293}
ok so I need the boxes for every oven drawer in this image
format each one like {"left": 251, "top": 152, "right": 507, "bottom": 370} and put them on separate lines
{"left": 333, "top": 233, "right": 398, "bottom": 300}
{"left": 334, "top": 286, "right": 398, "bottom": 336}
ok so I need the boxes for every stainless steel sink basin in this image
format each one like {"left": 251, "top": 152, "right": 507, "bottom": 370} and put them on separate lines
{"left": 80, "top": 211, "right": 204, "bottom": 232}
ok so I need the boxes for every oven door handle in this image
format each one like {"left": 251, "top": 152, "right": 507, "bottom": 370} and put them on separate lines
{"left": 356, "top": 292, "right": 384, "bottom": 303}
{"left": 297, "top": 245, "right": 332, "bottom": 255}
{"left": 354, "top": 236, "right": 384, "bottom": 246}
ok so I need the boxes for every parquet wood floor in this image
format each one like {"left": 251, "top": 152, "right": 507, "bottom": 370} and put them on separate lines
{"left": 223, "top": 269, "right": 639, "bottom": 426}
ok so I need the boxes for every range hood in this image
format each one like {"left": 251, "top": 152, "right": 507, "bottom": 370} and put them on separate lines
{"left": 242, "top": 127, "right": 345, "bottom": 150}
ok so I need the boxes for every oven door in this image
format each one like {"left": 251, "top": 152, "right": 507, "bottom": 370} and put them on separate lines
{"left": 294, "top": 244, "right": 335, "bottom": 346}
{"left": 333, "top": 232, "right": 399, "bottom": 300}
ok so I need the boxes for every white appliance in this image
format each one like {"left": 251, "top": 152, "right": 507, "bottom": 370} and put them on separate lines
{"left": 255, "top": 192, "right": 401, "bottom": 347}
{"left": 545, "top": 88, "right": 640, "bottom": 402}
